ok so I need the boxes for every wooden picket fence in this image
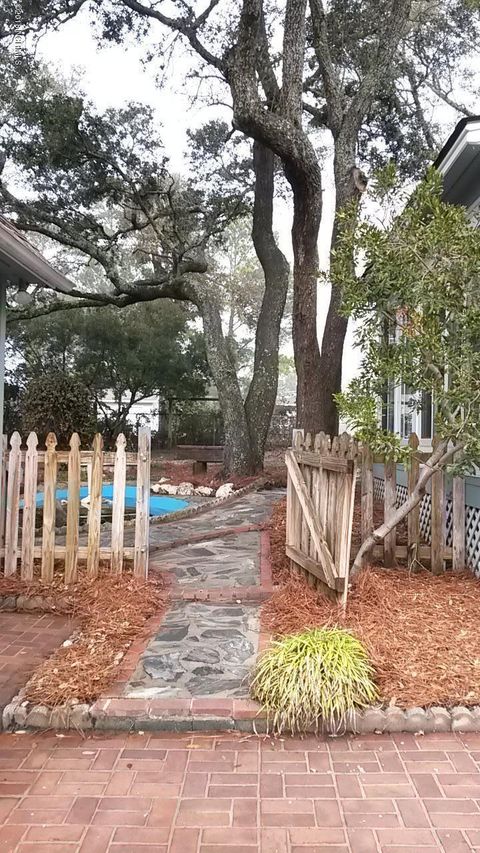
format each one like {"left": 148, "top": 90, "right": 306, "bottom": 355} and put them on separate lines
{"left": 285, "top": 430, "right": 360, "bottom": 600}
{"left": 0, "top": 427, "right": 151, "bottom": 582}
{"left": 361, "top": 433, "right": 465, "bottom": 573}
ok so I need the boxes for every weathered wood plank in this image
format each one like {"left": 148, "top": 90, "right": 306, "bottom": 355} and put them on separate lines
{"left": 0, "top": 545, "right": 134, "bottom": 560}
{"left": 4, "top": 432, "right": 22, "bottom": 576}
{"left": 21, "top": 432, "right": 38, "bottom": 580}
{"left": 134, "top": 426, "right": 151, "bottom": 578}
{"left": 334, "top": 434, "right": 350, "bottom": 576}
{"left": 407, "top": 433, "right": 420, "bottom": 568}
{"left": 373, "top": 543, "right": 452, "bottom": 561}
{"left": 111, "top": 433, "right": 127, "bottom": 574}
{"left": 0, "top": 434, "right": 7, "bottom": 566}
{"left": 361, "top": 444, "right": 373, "bottom": 552}
{"left": 41, "top": 433, "right": 57, "bottom": 583}
{"left": 452, "top": 466, "right": 466, "bottom": 573}
{"left": 292, "top": 450, "right": 352, "bottom": 472}
{"left": 87, "top": 434, "right": 103, "bottom": 578}
{"left": 285, "top": 449, "right": 336, "bottom": 587}
{"left": 65, "top": 433, "right": 81, "bottom": 584}
{"left": 384, "top": 458, "right": 397, "bottom": 567}
{"left": 286, "top": 545, "right": 345, "bottom": 594}
{"left": 430, "top": 438, "right": 445, "bottom": 575}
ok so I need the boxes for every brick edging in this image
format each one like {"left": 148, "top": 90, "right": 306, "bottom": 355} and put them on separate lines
{"left": 146, "top": 477, "right": 269, "bottom": 527}
{"left": 4, "top": 695, "right": 480, "bottom": 734}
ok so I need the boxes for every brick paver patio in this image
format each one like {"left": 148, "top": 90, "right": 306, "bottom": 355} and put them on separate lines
{"left": 1, "top": 730, "right": 480, "bottom": 851}
{"left": 0, "top": 613, "right": 74, "bottom": 716}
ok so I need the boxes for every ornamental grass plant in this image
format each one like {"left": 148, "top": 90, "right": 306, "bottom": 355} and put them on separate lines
{"left": 250, "top": 627, "right": 377, "bottom": 734}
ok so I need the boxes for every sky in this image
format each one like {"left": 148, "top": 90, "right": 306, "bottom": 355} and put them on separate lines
{"left": 34, "top": 6, "right": 461, "bottom": 391}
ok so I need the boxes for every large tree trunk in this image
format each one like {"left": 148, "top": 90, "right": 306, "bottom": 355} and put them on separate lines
{"left": 197, "top": 298, "right": 256, "bottom": 475}
{"left": 316, "top": 139, "right": 368, "bottom": 434}
{"left": 289, "top": 174, "right": 323, "bottom": 432}
{"left": 245, "top": 141, "right": 290, "bottom": 468}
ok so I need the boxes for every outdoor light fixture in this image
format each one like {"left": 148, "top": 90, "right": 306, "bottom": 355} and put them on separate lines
{"left": 13, "top": 279, "right": 33, "bottom": 306}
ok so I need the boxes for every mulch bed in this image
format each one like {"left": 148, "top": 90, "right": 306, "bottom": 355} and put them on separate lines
{"left": 265, "top": 498, "right": 480, "bottom": 709}
{"left": 0, "top": 570, "right": 169, "bottom": 707}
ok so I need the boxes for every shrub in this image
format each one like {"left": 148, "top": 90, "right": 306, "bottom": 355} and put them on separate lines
{"left": 250, "top": 627, "right": 377, "bottom": 734}
{"left": 21, "top": 372, "right": 96, "bottom": 447}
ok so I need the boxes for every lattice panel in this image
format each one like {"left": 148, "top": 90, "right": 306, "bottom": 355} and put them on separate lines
{"left": 419, "top": 494, "right": 432, "bottom": 544}
{"left": 466, "top": 506, "right": 480, "bottom": 577}
{"left": 373, "top": 477, "right": 384, "bottom": 501}
{"left": 373, "top": 475, "right": 479, "bottom": 573}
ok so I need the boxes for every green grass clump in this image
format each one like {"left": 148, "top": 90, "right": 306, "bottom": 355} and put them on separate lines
{"left": 250, "top": 627, "right": 377, "bottom": 734}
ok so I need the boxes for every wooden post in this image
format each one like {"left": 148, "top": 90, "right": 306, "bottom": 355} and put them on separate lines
{"left": 0, "top": 434, "right": 7, "bottom": 569}
{"left": 65, "top": 433, "right": 81, "bottom": 584}
{"left": 301, "top": 433, "right": 313, "bottom": 586}
{"left": 4, "top": 432, "right": 22, "bottom": 576}
{"left": 289, "top": 429, "right": 304, "bottom": 568}
{"left": 134, "top": 426, "right": 151, "bottom": 578}
{"left": 325, "top": 436, "right": 339, "bottom": 566}
{"left": 430, "top": 436, "right": 445, "bottom": 575}
{"left": 361, "top": 444, "right": 374, "bottom": 553}
{"left": 21, "top": 432, "right": 38, "bottom": 580}
{"left": 41, "top": 432, "right": 57, "bottom": 583}
{"left": 407, "top": 433, "right": 420, "bottom": 568}
{"left": 452, "top": 464, "right": 466, "bottom": 573}
{"left": 111, "top": 433, "right": 127, "bottom": 574}
{"left": 334, "top": 433, "right": 351, "bottom": 575}
{"left": 87, "top": 434, "right": 103, "bottom": 578}
{"left": 384, "top": 458, "right": 397, "bottom": 567}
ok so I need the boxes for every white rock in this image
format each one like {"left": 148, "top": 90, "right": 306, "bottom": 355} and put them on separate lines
{"left": 151, "top": 484, "right": 161, "bottom": 494}
{"left": 158, "top": 484, "right": 178, "bottom": 496}
{"left": 158, "top": 477, "right": 171, "bottom": 484}
{"left": 215, "top": 482, "right": 235, "bottom": 499}
{"left": 195, "top": 486, "right": 214, "bottom": 497}
{"left": 177, "top": 482, "right": 195, "bottom": 496}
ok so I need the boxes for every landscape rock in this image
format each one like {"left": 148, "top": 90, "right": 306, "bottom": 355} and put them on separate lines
{"left": 159, "top": 484, "right": 178, "bottom": 496}
{"left": 25, "top": 705, "right": 51, "bottom": 729}
{"left": 451, "top": 705, "right": 477, "bottom": 732}
{"left": 177, "top": 482, "right": 195, "bottom": 496}
{"left": 428, "top": 706, "right": 452, "bottom": 732}
{"left": 358, "top": 708, "right": 386, "bottom": 733}
{"left": 384, "top": 706, "right": 407, "bottom": 732}
{"left": 215, "top": 482, "right": 235, "bottom": 499}
{"left": 158, "top": 477, "right": 171, "bottom": 484}
{"left": 195, "top": 486, "right": 215, "bottom": 497}
{"left": 69, "top": 704, "right": 93, "bottom": 730}
{"left": 404, "top": 707, "right": 428, "bottom": 732}
{"left": 151, "top": 484, "right": 161, "bottom": 494}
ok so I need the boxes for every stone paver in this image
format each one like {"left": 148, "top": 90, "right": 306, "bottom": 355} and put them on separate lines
{"left": 154, "top": 532, "right": 260, "bottom": 588}
{"left": 149, "top": 490, "right": 284, "bottom": 548}
{"left": 0, "top": 613, "right": 74, "bottom": 716}
{"left": 1, "top": 731, "right": 480, "bottom": 851}
{"left": 126, "top": 602, "right": 259, "bottom": 699}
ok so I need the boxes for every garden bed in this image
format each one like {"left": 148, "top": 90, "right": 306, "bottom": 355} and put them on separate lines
{"left": 0, "top": 569, "right": 169, "bottom": 707}
{"left": 266, "top": 498, "right": 480, "bottom": 709}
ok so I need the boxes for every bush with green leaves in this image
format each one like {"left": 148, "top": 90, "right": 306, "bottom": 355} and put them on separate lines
{"left": 21, "top": 372, "right": 96, "bottom": 447}
{"left": 250, "top": 627, "right": 377, "bottom": 734}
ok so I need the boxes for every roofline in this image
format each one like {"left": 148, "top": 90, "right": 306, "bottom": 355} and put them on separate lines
{"left": 434, "top": 115, "right": 480, "bottom": 170}
{"left": 0, "top": 218, "right": 74, "bottom": 294}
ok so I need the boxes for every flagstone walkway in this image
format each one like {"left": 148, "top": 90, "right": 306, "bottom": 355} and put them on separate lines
{"left": 115, "top": 490, "right": 282, "bottom": 705}
{"left": 1, "top": 729, "right": 480, "bottom": 852}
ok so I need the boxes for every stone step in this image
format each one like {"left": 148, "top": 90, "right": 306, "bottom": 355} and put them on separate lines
{"left": 125, "top": 601, "right": 262, "bottom": 700}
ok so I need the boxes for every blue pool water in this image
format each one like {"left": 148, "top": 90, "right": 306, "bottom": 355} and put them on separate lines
{"left": 28, "top": 485, "right": 188, "bottom": 517}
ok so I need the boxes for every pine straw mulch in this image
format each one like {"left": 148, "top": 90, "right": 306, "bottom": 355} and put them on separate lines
{"left": 265, "top": 499, "right": 480, "bottom": 709}
{"left": 0, "top": 569, "right": 169, "bottom": 707}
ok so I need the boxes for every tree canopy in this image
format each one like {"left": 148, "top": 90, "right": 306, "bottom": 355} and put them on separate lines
{"left": 332, "top": 168, "right": 480, "bottom": 568}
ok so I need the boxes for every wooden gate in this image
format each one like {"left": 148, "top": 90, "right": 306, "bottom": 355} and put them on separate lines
{"left": 361, "top": 433, "right": 465, "bottom": 573}
{"left": 0, "top": 426, "right": 151, "bottom": 583}
{"left": 285, "top": 430, "right": 359, "bottom": 599}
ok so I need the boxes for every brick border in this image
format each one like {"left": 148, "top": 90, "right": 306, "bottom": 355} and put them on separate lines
{"left": 5, "top": 524, "right": 480, "bottom": 735}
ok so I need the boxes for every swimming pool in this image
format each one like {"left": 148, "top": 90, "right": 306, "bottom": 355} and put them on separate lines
{"left": 27, "top": 485, "right": 188, "bottom": 517}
